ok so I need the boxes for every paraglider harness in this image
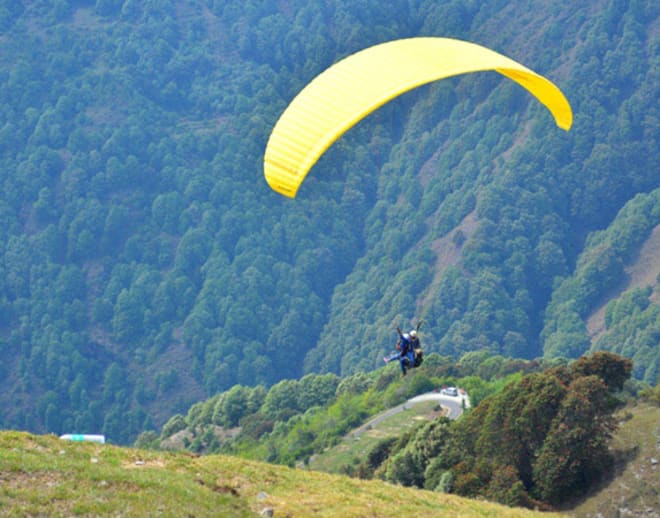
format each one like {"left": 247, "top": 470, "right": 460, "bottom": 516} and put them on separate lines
{"left": 412, "top": 346, "right": 424, "bottom": 368}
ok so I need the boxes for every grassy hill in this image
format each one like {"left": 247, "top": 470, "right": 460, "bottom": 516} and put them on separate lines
{"left": 307, "top": 399, "right": 445, "bottom": 474}
{"left": 567, "top": 402, "right": 660, "bottom": 517}
{"left": 0, "top": 431, "right": 561, "bottom": 517}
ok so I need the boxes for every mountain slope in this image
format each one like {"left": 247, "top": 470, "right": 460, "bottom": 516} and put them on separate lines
{"left": 0, "top": 0, "right": 657, "bottom": 444}
{"left": 587, "top": 223, "right": 660, "bottom": 341}
{"left": 542, "top": 188, "right": 660, "bottom": 384}
{"left": 306, "top": 0, "right": 659, "bottom": 374}
{"left": 0, "top": 431, "right": 560, "bottom": 517}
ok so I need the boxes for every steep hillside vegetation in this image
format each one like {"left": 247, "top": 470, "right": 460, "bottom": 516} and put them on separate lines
{"left": 543, "top": 188, "right": 660, "bottom": 384}
{"left": 0, "top": 0, "right": 657, "bottom": 444}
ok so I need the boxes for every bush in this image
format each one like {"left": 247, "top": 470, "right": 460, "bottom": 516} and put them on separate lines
{"left": 134, "top": 430, "right": 159, "bottom": 449}
{"left": 639, "top": 384, "right": 660, "bottom": 405}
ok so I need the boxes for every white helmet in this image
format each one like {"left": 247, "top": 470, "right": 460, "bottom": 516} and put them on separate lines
{"left": 410, "top": 330, "right": 417, "bottom": 338}
{"left": 403, "top": 333, "right": 410, "bottom": 340}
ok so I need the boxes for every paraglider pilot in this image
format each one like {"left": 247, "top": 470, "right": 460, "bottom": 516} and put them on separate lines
{"left": 384, "top": 327, "right": 416, "bottom": 375}
{"left": 409, "top": 328, "right": 420, "bottom": 350}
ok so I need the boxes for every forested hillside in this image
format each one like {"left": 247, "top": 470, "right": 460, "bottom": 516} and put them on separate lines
{"left": 0, "top": 0, "right": 657, "bottom": 444}
{"left": 544, "top": 188, "right": 660, "bottom": 384}
{"left": 146, "top": 352, "right": 642, "bottom": 510}
{"left": 308, "top": 1, "right": 659, "bottom": 373}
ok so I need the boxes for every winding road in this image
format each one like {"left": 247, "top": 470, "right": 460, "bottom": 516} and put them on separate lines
{"left": 351, "top": 390, "right": 470, "bottom": 438}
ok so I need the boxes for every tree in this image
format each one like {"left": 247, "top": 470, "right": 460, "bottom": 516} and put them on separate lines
{"left": 297, "top": 373, "right": 340, "bottom": 412}
{"left": 134, "top": 430, "right": 160, "bottom": 449}
{"left": 385, "top": 450, "right": 421, "bottom": 487}
{"left": 471, "top": 372, "right": 567, "bottom": 487}
{"left": 570, "top": 351, "right": 633, "bottom": 392}
{"left": 161, "top": 414, "right": 187, "bottom": 438}
{"left": 262, "top": 379, "right": 300, "bottom": 421}
{"left": 112, "top": 289, "right": 144, "bottom": 344}
{"left": 385, "top": 418, "right": 454, "bottom": 489}
{"left": 213, "top": 385, "right": 249, "bottom": 427}
{"left": 336, "top": 372, "right": 374, "bottom": 396}
{"left": 532, "top": 376, "right": 616, "bottom": 504}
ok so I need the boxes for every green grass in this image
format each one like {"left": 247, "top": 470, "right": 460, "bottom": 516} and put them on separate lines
{"left": 308, "top": 399, "right": 443, "bottom": 474}
{"left": 0, "top": 431, "right": 563, "bottom": 517}
{"left": 0, "top": 432, "right": 248, "bottom": 516}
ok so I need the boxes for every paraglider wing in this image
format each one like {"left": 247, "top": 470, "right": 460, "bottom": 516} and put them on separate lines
{"left": 264, "top": 37, "right": 573, "bottom": 198}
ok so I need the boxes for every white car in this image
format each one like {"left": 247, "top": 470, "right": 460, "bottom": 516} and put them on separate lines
{"left": 441, "top": 387, "right": 459, "bottom": 397}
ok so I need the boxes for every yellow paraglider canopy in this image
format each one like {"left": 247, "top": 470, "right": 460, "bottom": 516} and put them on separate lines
{"left": 264, "top": 37, "right": 573, "bottom": 198}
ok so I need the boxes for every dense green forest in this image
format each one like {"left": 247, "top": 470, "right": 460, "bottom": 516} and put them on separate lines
{"left": 0, "top": 0, "right": 658, "bottom": 444}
